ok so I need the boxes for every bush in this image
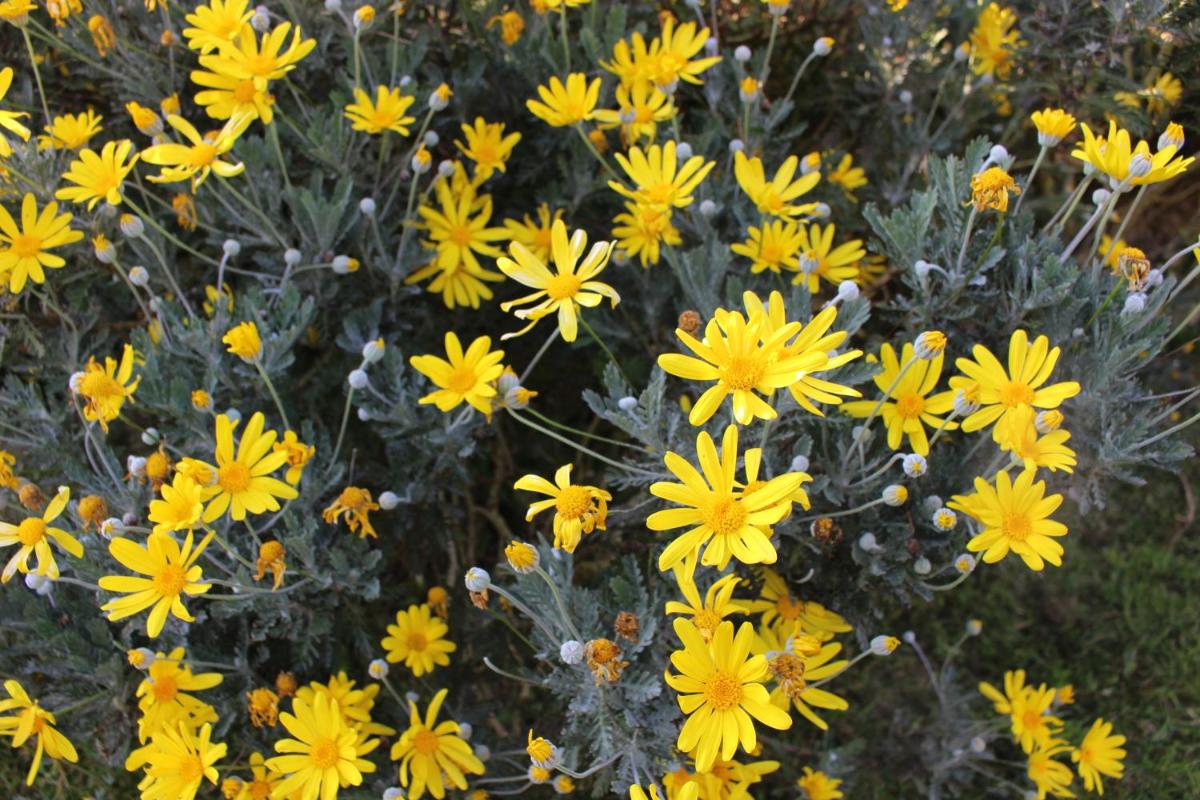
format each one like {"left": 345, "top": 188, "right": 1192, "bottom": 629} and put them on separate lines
{"left": 0, "top": 1, "right": 1196, "bottom": 798}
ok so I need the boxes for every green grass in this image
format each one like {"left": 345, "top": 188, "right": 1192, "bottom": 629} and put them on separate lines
{"left": 836, "top": 467, "right": 1200, "bottom": 798}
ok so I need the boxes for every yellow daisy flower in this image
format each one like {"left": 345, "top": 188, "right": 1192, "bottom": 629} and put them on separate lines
{"left": 134, "top": 647, "right": 222, "bottom": 741}
{"left": 827, "top": 153, "right": 868, "bottom": 197}
{"left": 0, "top": 487, "right": 81, "bottom": 584}
{"left": 190, "top": 66, "right": 276, "bottom": 124}
{"left": 455, "top": 117, "right": 521, "bottom": 180}
{"left": 1071, "top": 120, "right": 1193, "bottom": 187}
{"left": 409, "top": 332, "right": 505, "bottom": 414}
{"left": 272, "top": 430, "right": 314, "bottom": 484}
{"left": 55, "top": 139, "right": 138, "bottom": 209}
{"left": 197, "top": 23, "right": 315, "bottom": 89}
{"left": 949, "top": 468, "right": 1068, "bottom": 571}
{"left": 237, "top": 752, "right": 286, "bottom": 800}
{"left": 1026, "top": 740, "right": 1075, "bottom": 800}
{"left": 0, "top": 67, "right": 32, "bottom": 157}
{"left": 344, "top": 85, "right": 417, "bottom": 136}
{"left": 792, "top": 223, "right": 863, "bottom": 292}
{"left": 76, "top": 342, "right": 140, "bottom": 431}
{"left": 413, "top": 165, "right": 507, "bottom": 290}
{"left": 497, "top": 218, "right": 619, "bottom": 342}
{"left": 1009, "top": 684, "right": 1063, "bottom": 754}
{"left": 754, "top": 621, "right": 850, "bottom": 730}
{"left": 968, "top": 3, "right": 1022, "bottom": 80}
{"left": 183, "top": 0, "right": 253, "bottom": 53}
{"left": 267, "top": 691, "right": 364, "bottom": 800}
{"left": 797, "top": 766, "right": 844, "bottom": 800}
{"left": 147, "top": 473, "right": 205, "bottom": 535}
{"left": 649, "top": 425, "right": 803, "bottom": 572}
{"left": 611, "top": 200, "right": 680, "bottom": 268}
{"left": 526, "top": 73, "right": 601, "bottom": 127}
{"left": 745, "top": 568, "right": 851, "bottom": 639}
{"left": 609, "top": 140, "right": 714, "bottom": 211}
{"left": 382, "top": 603, "right": 456, "bottom": 676}
{"left": 996, "top": 406, "right": 1076, "bottom": 473}
{"left": 840, "top": 342, "right": 955, "bottom": 455}
{"left": 503, "top": 203, "right": 565, "bottom": 263}
{"left": 514, "top": 464, "right": 611, "bottom": 553}
{"left": 37, "top": 110, "right": 103, "bottom": 150}
{"left": 594, "top": 81, "right": 676, "bottom": 144}
{"left": 665, "top": 559, "right": 748, "bottom": 641}
{"left": 733, "top": 150, "right": 821, "bottom": 218}
{"left": 648, "top": 17, "right": 721, "bottom": 88}
{"left": 391, "top": 688, "right": 485, "bottom": 800}
{"left": 1140, "top": 71, "right": 1182, "bottom": 116}
{"left": 141, "top": 113, "right": 252, "bottom": 189}
{"left": 0, "top": 680, "right": 79, "bottom": 787}
{"left": 978, "top": 669, "right": 1028, "bottom": 715}
{"left": 731, "top": 219, "right": 804, "bottom": 274}
{"left": 0, "top": 193, "right": 85, "bottom": 293}
{"left": 192, "top": 412, "right": 297, "bottom": 522}
{"left": 99, "top": 529, "right": 213, "bottom": 637}
{"left": 1072, "top": 718, "right": 1126, "bottom": 794}
{"left": 665, "top": 618, "right": 791, "bottom": 772}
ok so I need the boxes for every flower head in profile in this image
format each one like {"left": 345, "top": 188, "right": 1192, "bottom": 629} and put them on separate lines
{"left": 266, "top": 692, "right": 364, "bottom": 800}
{"left": 497, "top": 219, "right": 619, "bottom": 342}
{"left": 382, "top": 604, "right": 456, "bottom": 676}
{"left": 609, "top": 141, "right": 715, "bottom": 211}
{"left": 1072, "top": 718, "right": 1126, "bottom": 794}
{"left": 791, "top": 223, "right": 864, "bottom": 292}
{"left": 797, "top": 766, "right": 844, "bottom": 800}
{"left": 0, "top": 680, "right": 79, "bottom": 786}
{"left": 487, "top": 9, "right": 524, "bottom": 45}
{"left": 969, "top": 166, "right": 1019, "bottom": 212}
{"left": 841, "top": 342, "right": 956, "bottom": 455}
{"left": 827, "top": 153, "right": 868, "bottom": 198}
{"left": 968, "top": 3, "right": 1022, "bottom": 80}
{"left": 0, "top": 487, "right": 81, "bottom": 584}
{"left": 198, "top": 22, "right": 315, "bottom": 88}
{"left": 391, "top": 688, "right": 484, "bottom": 800}
{"left": 612, "top": 200, "right": 680, "bottom": 268}
{"left": 37, "top": 110, "right": 103, "bottom": 151}
{"left": 1030, "top": 108, "right": 1076, "bottom": 147}
{"left": 344, "top": 85, "right": 417, "bottom": 136}
{"left": 410, "top": 332, "right": 505, "bottom": 414}
{"left": 148, "top": 473, "right": 205, "bottom": 535}
{"left": 734, "top": 151, "right": 821, "bottom": 218}
{"left": 272, "top": 430, "right": 314, "bottom": 484}
{"left": 77, "top": 343, "right": 140, "bottom": 431}
{"left": 455, "top": 117, "right": 521, "bottom": 180}
{"left": 665, "top": 618, "right": 791, "bottom": 772}
{"left": 193, "top": 412, "right": 298, "bottom": 522}
{"left": 134, "top": 647, "right": 222, "bottom": 741}
{"left": 996, "top": 406, "right": 1076, "bottom": 473}
{"left": 648, "top": 17, "right": 721, "bottom": 88}
{"left": 515, "top": 464, "right": 611, "bottom": 553}
{"left": 526, "top": 73, "right": 601, "bottom": 127}
{"left": 141, "top": 113, "right": 251, "bottom": 189}
{"left": 650, "top": 425, "right": 804, "bottom": 572}
{"left": 99, "top": 529, "right": 213, "bottom": 637}
{"left": 949, "top": 329, "right": 1080, "bottom": 441}
{"left": 1071, "top": 120, "right": 1193, "bottom": 187}
{"left": 505, "top": 540, "right": 539, "bottom": 573}
{"left": 55, "top": 139, "right": 138, "bottom": 209}
{"left": 323, "top": 486, "right": 381, "bottom": 538}
{"left": 223, "top": 320, "right": 261, "bottom": 361}
{"left": 0, "top": 67, "right": 32, "bottom": 157}
{"left": 950, "top": 468, "right": 1068, "bottom": 571}
{"left": 1140, "top": 71, "right": 1182, "bottom": 116}
{"left": 0, "top": 193, "right": 85, "bottom": 293}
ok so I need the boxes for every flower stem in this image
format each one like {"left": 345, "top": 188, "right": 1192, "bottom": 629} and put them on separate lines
{"left": 267, "top": 121, "right": 292, "bottom": 186}
{"left": 519, "top": 327, "right": 559, "bottom": 382}
{"left": 506, "top": 409, "right": 656, "bottom": 477}
{"left": 327, "top": 387, "right": 356, "bottom": 472}
{"left": 534, "top": 565, "right": 583, "bottom": 641}
{"left": 21, "top": 28, "right": 51, "bottom": 124}
{"left": 1010, "top": 145, "right": 1045, "bottom": 217}
{"left": 559, "top": 7, "right": 571, "bottom": 71}
{"left": 842, "top": 356, "right": 919, "bottom": 471}
{"left": 579, "top": 316, "right": 632, "bottom": 387}
{"left": 574, "top": 124, "right": 621, "bottom": 182}
{"left": 254, "top": 360, "right": 291, "bottom": 430}
{"left": 523, "top": 407, "right": 643, "bottom": 452}
{"left": 954, "top": 206, "right": 978, "bottom": 274}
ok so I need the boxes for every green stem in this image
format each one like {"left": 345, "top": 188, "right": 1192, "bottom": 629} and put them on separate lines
{"left": 534, "top": 565, "right": 582, "bottom": 641}
{"left": 254, "top": 361, "right": 291, "bottom": 430}
{"left": 1097, "top": 184, "right": 1148, "bottom": 266}
{"left": 842, "top": 356, "right": 918, "bottom": 471}
{"left": 215, "top": 175, "right": 288, "bottom": 248}
{"left": 1010, "top": 146, "right": 1045, "bottom": 217}
{"left": 1084, "top": 281, "right": 1123, "bottom": 329}
{"left": 758, "top": 14, "right": 779, "bottom": 86}
{"left": 579, "top": 316, "right": 631, "bottom": 387}
{"left": 267, "top": 121, "right": 291, "bottom": 187}
{"left": 506, "top": 409, "right": 655, "bottom": 477}
{"left": 21, "top": 27, "right": 51, "bottom": 124}
{"left": 327, "top": 387, "right": 356, "bottom": 471}
{"left": 137, "top": 230, "right": 199, "bottom": 320}
{"left": 523, "top": 406, "right": 643, "bottom": 452}
{"left": 575, "top": 124, "right": 621, "bottom": 182}
{"left": 559, "top": 7, "right": 570, "bottom": 71}
{"left": 122, "top": 195, "right": 221, "bottom": 268}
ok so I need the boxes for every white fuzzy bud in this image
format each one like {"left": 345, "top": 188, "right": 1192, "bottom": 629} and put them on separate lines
{"left": 899, "top": 89, "right": 913, "bottom": 105}
{"left": 812, "top": 202, "right": 831, "bottom": 219}
{"left": 870, "top": 635, "right": 900, "bottom": 655}
{"left": 225, "top": 408, "right": 242, "bottom": 423}
{"left": 25, "top": 572, "right": 49, "bottom": 592}
{"left": 988, "top": 144, "right": 1009, "bottom": 165}
{"left": 836, "top": 281, "right": 859, "bottom": 302}
{"left": 734, "top": 45, "right": 752, "bottom": 63}
{"left": 332, "top": 255, "right": 352, "bottom": 274}
{"left": 356, "top": 407, "right": 371, "bottom": 421}
{"left": 813, "top": 37, "right": 833, "bottom": 56}
{"left": 902, "top": 453, "right": 927, "bottom": 478}
{"left": 931, "top": 508, "right": 958, "bottom": 531}
{"left": 966, "top": 618, "right": 983, "bottom": 636}
{"left": 923, "top": 495, "right": 943, "bottom": 513}
{"left": 129, "top": 647, "right": 156, "bottom": 669}
{"left": 789, "top": 454, "right": 810, "bottom": 473}
{"left": 128, "top": 266, "right": 150, "bottom": 286}
{"left": 383, "top": 789, "right": 406, "bottom": 800}
{"left": 617, "top": 396, "right": 638, "bottom": 411}
{"left": 882, "top": 484, "right": 908, "bottom": 506}
{"left": 251, "top": 4, "right": 270, "bottom": 30}
{"left": 858, "top": 532, "right": 880, "bottom": 552}
{"left": 1121, "top": 292, "right": 1147, "bottom": 315}
{"left": 362, "top": 340, "right": 385, "bottom": 364}
{"left": 970, "top": 736, "right": 987, "bottom": 753}
{"left": 799, "top": 253, "right": 820, "bottom": 274}
{"left": 914, "top": 259, "right": 934, "bottom": 278}
{"left": 913, "top": 556, "right": 932, "bottom": 575}
{"left": 127, "top": 456, "right": 147, "bottom": 477}
{"left": 954, "top": 554, "right": 977, "bottom": 574}
{"left": 1091, "top": 188, "right": 1111, "bottom": 207}
{"left": 699, "top": 199, "right": 717, "bottom": 218}
{"left": 473, "top": 743, "right": 491, "bottom": 761}
{"left": 704, "top": 37, "right": 719, "bottom": 56}
{"left": 728, "top": 138, "right": 745, "bottom": 154}
{"left": 323, "top": 0, "right": 340, "bottom": 10}
{"left": 423, "top": 130, "right": 439, "bottom": 147}
{"left": 1127, "top": 152, "right": 1152, "bottom": 178}
{"left": 1158, "top": 127, "right": 1184, "bottom": 151}
{"left": 359, "top": 197, "right": 376, "bottom": 216}
{"left": 379, "top": 491, "right": 399, "bottom": 510}
{"left": 100, "top": 517, "right": 122, "bottom": 538}
{"left": 437, "top": 160, "right": 456, "bottom": 178}
{"left": 559, "top": 640, "right": 584, "bottom": 664}
{"left": 141, "top": 427, "right": 160, "bottom": 446}
{"left": 348, "top": 371, "right": 369, "bottom": 392}
{"left": 119, "top": 214, "right": 144, "bottom": 238}
{"left": 953, "top": 389, "right": 980, "bottom": 416}
{"left": 368, "top": 659, "right": 389, "bottom": 680}
{"left": 222, "top": 239, "right": 241, "bottom": 257}
{"left": 399, "top": 74, "right": 413, "bottom": 87}
{"left": 284, "top": 248, "right": 302, "bottom": 266}
{"left": 411, "top": 152, "right": 432, "bottom": 174}
{"left": 464, "top": 567, "right": 491, "bottom": 592}
{"left": 675, "top": 142, "right": 693, "bottom": 160}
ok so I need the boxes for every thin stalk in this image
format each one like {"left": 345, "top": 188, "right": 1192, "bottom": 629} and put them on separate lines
{"left": 327, "top": 387, "right": 356, "bottom": 470}
{"left": 559, "top": 7, "right": 570, "bottom": 71}
{"left": 21, "top": 28, "right": 51, "bottom": 123}
{"left": 267, "top": 121, "right": 291, "bottom": 186}
{"left": 506, "top": 409, "right": 656, "bottom": 477}
{"left": 1010, "top": 145, "right": 1045, "bottom": 217}
{"left": 534, "top": 565, "right": 582, "bottom": 641}
{"left": 1061, "top": 187, "right": 1120, "bottom": 262}
{"left": 523, "top": 407, "right": 643, "bottom": 452}
{"left": 110, "top": 256, "right": 154, "bottom": 322}
{"left": 214, "top": 175, "right": 289, "bottom": 248}
{"left": 778, "top": 53, "right": 817, "bottom": 112}
{"left": 575, "top": 124, "right": 621, "bottom": 182}
{"left": 758, "top": 14, "right": 780, "bottom": 86}
{"left": 842, "top": 356, "right": 919, "bottom": 470}
{"left": 519, "top": 327, "right": 559, "bottom": 382}
{"left": 1097, "top": 184, "right": 1148, "bottom": 265}
{"left": 138, "top": 230, "right": 199, "bottom": 320}
{"left": 1043, "top": 174, "right": 1092, "bottom": 233}
{"left": 1083, "top": 281, "right": 1123, "bottom": 329}
{"left": 579, "top": 316, "right": 631, "bottom": 386}
{"left": 254, "top": 361, "right": 291, "bottom": 430}
{"left": 122, "top": 195, "right": 221, "bottom": 268}
{"left": 1130, "top": 408, "right": 1200, "bottom": 451}
{"left": 954, "top": 207, "right": 978, "bottom": 273}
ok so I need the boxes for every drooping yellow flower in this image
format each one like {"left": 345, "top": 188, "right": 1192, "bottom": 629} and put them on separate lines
{"left": 0, "top": 192, "right": 83, "bottom": 294}
{"left": 148, "top": 473, "right": 205, "bottom": 535}
{"left": 37, "top": 110, "right": 102, "bottom": 150}
{"left": 409, "top": 332, "right": 505, "bottom": 414}
{"left": 141, "top": 113, "right": 251, "bottom": 189}
{"left": 1009, "top": 683, "right": 1063, "bottom": 753}
{"left": 734, "top": 150, "right": 821, "bottom": 218}
{"left": 665, "top": 560, "right": 748, "bottom": 642}
{"left": 99, "top": 529, "right": 213, "bottom": 637}
{"left": 134, "top": 647, "right": 222, "bottom": 741}
{"left": 827, "top": 153, "right": 867, "bottom": 198}
{"left": 222, "top": 320, "right": 261, "bottom": 360}
{"left": 183, "top": 0, "right": 252, "bottom": 53}
{"left": 55, "top": 139, "right": 138, "bottom": 209}
{"left": 613, "top": 200, "right": 682, "bottom": 267}
{"left": 272, "top": 430, "right": 314, "bottom": 484}
{"left": 609, "top": 140, "right": 714, "bottom": 211}
{"left": 455, "top": 117, "right": 521, "bottom": 180}
{"left": 497, "top": 218, "right": 619, "bottom": 342}
{"left": 85, "top": 14, "right": 115, "bottom": 55}
{"left": 0, "top": 68, "right": 31, "bottom": 157}
{"left": 731, "top": 219, "right": 804, "bottom": 274}
{"left": 526, "top": 73, "right": 601, "bottom": 127}
{"left": 236, "top": 752, "right": 285, "bottom": 800}
{"left": 658, "top": 304, "right": 824, "bottom": 426}
{"left": 0, "top": 680, "right": 79, "bottom": 786}
{"left": 193, "top": 411, "right": 298, "bottom": 522}
{"left": 1140, "top": 71, "right": 1182, "bottom": 116}
{"left": 649, "top": 425, "right": 803, "bottom": 572}
{"left": 322, "top": 486, "right": 380, "bottom": 538}
{"left": 968, "top": 3, "right": 1022, "bottom": 80}
{"left": 486, "top": 9, "right": 524, "bottom": 44}
{"left": 514, "top": 464, "right": 611, "bottom": 553}
{"left": 996, "top": 406, "right": 1076, "bottom": 473}
{"left": 1030, "top": 107, "right": 1076, "bottom": 147}
{"left": 0, "top": 450, "right": 17, "bottom": 490}
{"left": 949, "top": 329, "right": 1080, "bottom": 439}
{"left": 392, "top": 688, "right": 485, "bottom": 800}
{"left": 1072, "top": 718, "right": 1126, "bottom": 795}
{"left": 665, "top": 618, "right": 791, "bottom": 772}
{"left": 75, "top": 343, "right": 140, "bottom": 431}
{"left": 1026, "top": 740, "right": 1075, "bottom": 800}
{"left": 254, "top": 540, "right": 286, "bottom": 589}
{"left": 841, "top": 342, "right": 956, "bottom": 455}
{"left": 267, "top": 692, "right": 364, "bottom": 800}
{"left": 949, "top": 468, "right": 1068, "bottom": 571}
{"left": 0, "top": 487, "right": 81, "bottom": 584}
{"left": 1071, "top": 120, "right": 1193, "bottom": 187}
{"left": 198, "top": 22, "right": 315, "bottom": 89}
{"left": 754, "top": 620, "right": 850, "bottom": 731}
{"left": 382, "top": 603, "right": 456, "bottom": 676}
{"left": 796, "top": 766, "right": 844, "bottom": 800}
{"left": 594, "top": 81, "right": 676, "bottom": 144}
{"left": 969, "top": 166, "right": 1019, "bottom": 212}
{"left": 344, "top": 85, "right": 417, "bottom": 136}
{"left": 0, "top": 0, "right": 36, "bottom": 24}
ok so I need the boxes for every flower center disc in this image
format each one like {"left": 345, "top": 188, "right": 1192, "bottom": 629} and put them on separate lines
{"left": 17, "top": 518, "right": 46, "bottom": 546}
{"left": 895, "top": 392, "right": 925, "bottom": 419}
{"left": 703, "top": 496, "right": 748, "bottom": 537}
{"left": 703, "top": 671, "right": 743, "bottom": 711}
{"left": 721, "top": 355, "right": 766, "bottom": 392}
{"left": 555, "top": 486, "right": 592, "bottom": 520}
{"left": 154, "top": 563, "right": 188, "bottom": 596}
{"left": 407, "top": 632, "right": 428, "bottom": 652}
{"left": 413, "top": 728, "right": 440, "bottom": 755}
{"left": 309, "top": 739, "right": 340, "bottom": 769}
{"left": 1001, "top": 512, "right": 1032, "bottom": 542}
{"left": 218, "top": 461, "right": 252, "bottom": 493}
{"left": 998, "top": 381, "right": 1036, "bottom": 407}
{"left": 11, "top": 233, "right": 42, "bottom": 259}
{"left": 545, "top": 273, "right": 581, "bottom": 301}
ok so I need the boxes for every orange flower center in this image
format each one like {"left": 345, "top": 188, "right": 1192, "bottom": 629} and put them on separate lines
{"left": 720, "top": 355, "right": 766, "bottom": 392}
{"left": 309, "top": 739, "right": 340, "bottom": 769}
{"left": 532, "top": 228, "right": 553, "bottom": 253}
{"left": 775, "top": 594, "right": 802, "bottom": 621}
{"left": 762, "top": 191, "right": 784, "bottom": 213}
{"left": 759, "top": 241, "right": 784, "bottom": 266}
{"left": 545, "top": 273, "right": 581, "bottom": 301}
{"left": 407, "top": 631, "right": 428, "bottom": 652}
{"left": 78, "top": 369, "right": 122, "bottom": 399}
{"left": 249, "top": 779, "right": 271, "bottom": 800}
{"left": 472, "top": 142, "right": 498, "bottom": 165}
{"left": 998, "top": 381, "right": 1036, "bottom": 407}
{"left": 11, "top": 233, "right": 42, "bottom": 259}
{"left": 1022, "top": 709, "right": 1043, "bottom": 731}
{"left": 188, "top": 142, "right": 219, "bottom": 168}
{"left": 895, "top": 392, "right": 925, "bottom": 419}
{"left": 16, "top": 517, "right": 46, "bottom": 546}
{"left": 233, "top": 79, "right": 259, "bottom": 104}
{"left": 446, "top": 365, "right": 478, "bottom": 395}
{"left": 703, "top": 671, "right": 743, "bottom": 710}
{"left": 154, "top": 563, "right": 188, "bottom": 596}
{"left": 413, "top": 728, "right": 440, "bottom": 755}
{"left": 703, "top": 496, "right": 748, "bottom": 537}
{"left": 151, "top": 674, "right": 179, "bottom": 703}
{"left": 692, "top": 608, "right": 721, "bottom": 639}
{"left": 178, "top": 753, "right": 205, "bottom": 782}
{"left": 555, "top": 486, "right": 592, "bottom": 520}
{"left": 1001, "top": 512, "right": 1032, "bottom": 542}
{"left": 218, "top": 461, "right": 251, "bottom": 493}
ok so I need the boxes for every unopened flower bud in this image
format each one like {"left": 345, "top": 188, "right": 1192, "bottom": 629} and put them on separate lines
{"left": 128, "top": 647, "right": 156, "bottom": 669}
{"left": 225, "top": 408, "right": 242, "bottom": 423}
{"left": 560, "top": 640, "right": 584, "bottom": 664}
{"left": 954, "top": 553, "right": 976, "bottom": 574}
{"left": 675, "top": 142, "right": 693, "bottom": 160}
{"left": 464, "top": 567, "right": 491, "bottom": 592}
{"left": 953, "top": 388, "right": 980, "bottom": 416}
{"left": 870, "top": 635, "right": 900, "bottom": 655}
{"left": 357, "top": 407, "right": 371, "bottom": 421}
{"left": 970, "top": 736, "right": 987, "bottom": 753}
{"left": 100, "top": 517, "right": 122, "bottom": 538}
{"left": 931, "top": 508, "right": 958, "bottom": 531}
{"left": 119, "top": 213, "right": 144, "bottom": 238}
{"left": 141, "top": 427, "right": 160, "bottom": 446}
{"left": 284, "top": 248, "right": 302, "bottom": 266}
{"left": 362, "top": 338, "right": 385, "bottom": 364}
{"left": 323, "top": 0, "right": 340, "bottom": 10}
{"left": 223, "top": 239, "right": 241, "bottom": 257}
{"left": 812, "top": 202, "right": 831, "bottom": 218}
{"left": 474, "top": 743, "right": 491, "bottom": 761}
{"left": 734, "top": 45, "right": 751, "bottom": 63}
{"left": 728, "top": 138, "right": 745, "bottom": 154}
{"left": 923, "top": 495, "right": 943, "bottom": 513}
{"left": 789, "top": 454, "right": 809, "bottom": 472}
{"left": 882, "top": 484, "right": 908, "bottom": 506}
{"left": 1158, "top": 123, "right": 1184, "bottom": 151}
{"left": 617, "top": 396, "right": 637, "bottom": 411}
{"left": 914, "top": 330, "right": 947, "bottom": 359}
{"left": 423, "top": 130, "right": 439, "bottom": 148}
{"left": 251, "top": 4, "right": 270, "bottom": 30}
{"left": 411, "top": 147, "right": 433, "bottom": 173}
{"left": 836, "top": 281, "right": 859, "bottom": 302}
{"left": 1035, "top": 410, "right": 1063, "bottom": 434}
{"left": 813, "top": 37, "right": 834, "bottom": 56}
{"left": 899, "top": 89, "right": 913, "bottom": 105}
{"left": 127, "top": 456, "right": 147, "bottom": 477}
{"left": 353, "top": 5, "right": 375, "bottom": 29}
{"left": 128, "top": 266, "right": 150, "bottom": 286}
{"left": 966, "top": 618, "right": 983, "bottom": 636}
{"left": 428, "top": 83, "right": 452, "bottom": 112}
{"left": 902, "top": 453, "right": 927, "bottom": 478}
{"left": 914, "top": 556, "right": 932, "bottom": 575}
{"left": 93, "top": 235, "right": 116, "bottom": 264}
{"left": 378, "top": 491, "right": 399, "bottom": 510}
{"left": 368, "top": 659, "right": 389, "bottom": 680}
{"left": 457, "top": 721, "right": 472, "bottom": 740}
{"left": 348, "top": 369, "right": 369, "bottom": 389}
{"left": 1122, "top": 292, "right": 1146, "bottom": 315}
{"left": 799, "top": 253, "right": 820, "bottom": 274}
{"left": 988, "top": 144, "right": 1009, "bottom": 165}
{"left": 699, "top": 199, "right": 717, "bottom": 218}
{"left": 332, "top": 255, "right": 352, "bottom": 274}
{"left": 704, "top": 36, "right": 718, "bottom": 56}
{"left": 437, "top": 159, "right": 456, "bottom": 178}
{"left": 359, "top": 197, "right": 376, "bottom": 216}
{"left": 1127, "top": 152, "right": 1152, "bottom": 178}
{"left": 858, "top": 532, "right": 881, "bottom": 552}
{"left": 1091, "top": 188, "right": 1111, "bottom": 207}
{"left": 383, "top": 789, "right": 406, "bottom": 800}
{"left": 914, "top": 259, "right": 934, "bottom": 278}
